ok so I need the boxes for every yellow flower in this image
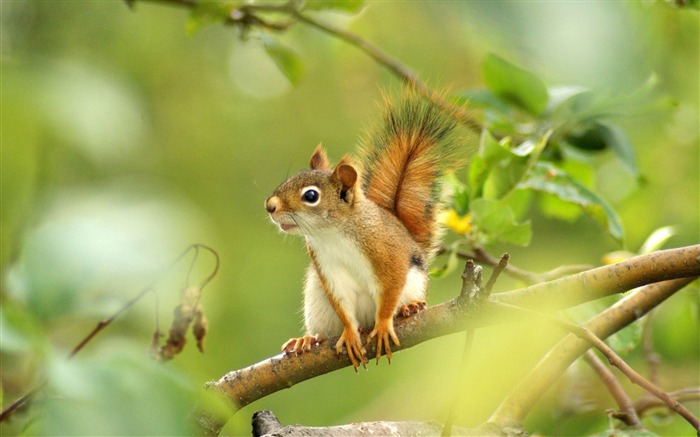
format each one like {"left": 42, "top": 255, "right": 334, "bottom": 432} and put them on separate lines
{"left": 443, "top": 209, "right": 472, "bottom": 235}
{"left": 601, "top": 250, "right": 635, "bottom": 265}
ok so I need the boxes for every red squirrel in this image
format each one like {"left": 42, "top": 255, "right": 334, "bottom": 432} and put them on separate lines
{"left": 265, "top": 91, "right": 460, "bottom": 369}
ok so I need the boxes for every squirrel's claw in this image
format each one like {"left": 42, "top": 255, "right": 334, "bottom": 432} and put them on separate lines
{"left": 335, "top": 328, "right": 367, "bottom": 370}
{"left": 281, "top": 334, "right": 321, "bottom": 354}
{"left": 367, "top": 318, "right": 400, "bottom": 364}
{"left": 397, "top": 300, "right": 427, "bottom": 318}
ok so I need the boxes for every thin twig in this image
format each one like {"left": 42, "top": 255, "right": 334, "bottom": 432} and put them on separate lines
{"left": 583, "top": 349, "right": 643, "bottom": 428}
{"left": 635, "top": 388, "right": 700, "bottom": 416}
{"left": 483, "top": 253, "right": 510, "bottom": 293}
{"left": 0, "top": 243, "right": 220, "bottom": 423}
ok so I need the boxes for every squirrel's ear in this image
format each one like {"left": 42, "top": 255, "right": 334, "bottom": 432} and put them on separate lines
{"left": 310, "top": 144, "right": 330, "bottom": 171}
{"left": 332, "top": 157, "right": 360, "bottom": 204}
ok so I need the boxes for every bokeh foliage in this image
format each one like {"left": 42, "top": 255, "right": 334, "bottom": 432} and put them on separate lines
{"left": 1, "top": 1, "right": 698, "bottom": 435}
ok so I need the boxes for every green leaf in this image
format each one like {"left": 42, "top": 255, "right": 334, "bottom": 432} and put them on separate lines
{"left": 639, "top": 226, "right": 677, "bottom": 254}
{"left": 186, "top": 2, "right": 233, "bottom": 35}
{"left": 607, "top": 319, "right": 643, "bottom": 356}
{"left": 445, "top": 173, "right": 469, "bottom": 216}
{"left": 565, "top": 123, "right": 608, "bottom": 151}
{"left": 470, "top": 198, "right": 532, "bottom": 246}
{"left": 565, "top": 121, "right": 638, "bottom": 176}
{"left": 482, "top": 53, "right": 549, "bottom": 116}
{"left": 519, "top": 162, "right": 624, "bottom": 242}
{"left": 0, "top": 306, "right": 45, "bottom": 354}
{"left": 546, "top": 85, "right": 592, "bottom": 115}
{"left": 482, "top": 132, "right": 550, "bottom": 200}
{"left": 454, "top": 88, "right": 512, "bottom": 114}
{"left": 538, "top": 192, "right": 582, "bottom": 222}
{"left": 303, "top": 0, "right": 366, "bottom": 13}
{"left": 261, "top": 34, "right": 305, "bottom": 85}
{"left": 501, "top": 188, "right": 533, "bottom": 221}
{"left": 430, "top": 242, "right": 461, "bottom": 279}
{"left": 599, "top": 121, "right": 638, "bottom": 176}
{"left": 41, "top": 346, "right": 230, "bottom": 436}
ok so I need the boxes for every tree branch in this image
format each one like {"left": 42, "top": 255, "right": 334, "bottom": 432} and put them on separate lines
{"left": 635, "top": 388, "right": 700, "bottom": 416}
{"left": 195, "top": 246, "right": 700, "bottom": 435}
{"left": 491, "top": 300, "right": 698, "bottom": 431}
{"left": 583, "top": 350, "right": 642, "bottom": 428}
{"left": 486, "top": 276, "right": 698, "bottom": 433}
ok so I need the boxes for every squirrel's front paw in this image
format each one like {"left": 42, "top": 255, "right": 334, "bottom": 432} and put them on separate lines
{"left": 335, "top": 328, "right": 367, "bottom": 370}
{"left": 281, "top": 334, "right": 321, "bottom": 354}
{"left": 367, "top": 318, "right": 400, "bottom": 364}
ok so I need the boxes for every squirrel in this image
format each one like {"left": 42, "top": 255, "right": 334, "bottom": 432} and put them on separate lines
{"left": 265, "top": 91, "right": 460, "bottom": 369}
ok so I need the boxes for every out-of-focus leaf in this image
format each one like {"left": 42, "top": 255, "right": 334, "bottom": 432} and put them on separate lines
{"left": 501, "top": 188, "right": 533, "bottom": 221}
{"left": 482, "top": 132, "right": 549, "bottom": 200}
{"left": 470, "top": 198, "right": 532, "bottom": 246}
{"left": 43, "top": 345, "right": 229, "bottom": 436}
{"left": 468, "top": 154, "right": 487, "bottom": 200}
{"left": 0, "top": 307, "right": 44, "bottom": 354}
{"left": 303, "top": 0, "right": 366, "bottom": 13}
{"left": 639, "top": 226, "right": 677, "bottom": 254}
{"left": 586, "top": 121, "right": 638, "bottom": 176}
{"left": 261, "top": 34, "right": 305, "bottom": 85}
{"left": 430, "top": 242, "right": 461, "bottom": 278}
{"left": 445, "top": 173, "right": 469, "bottom": 215}
{"left": 455, "top": 88, "right": 512, "bottom": 114}
{"left": 538, "top": 192, "right": 583, "bottom": 222}
{"left": 607, "top": 319, "right": 643, "bottom": 355}
{"left": 546, "top": 85, "right": 592, "bottom": 115}
{"left": 482, "top": 53, "right": 549, "bottom": 116}
{"left": 186, "top": 2, "right": 234, "bottom": 35}
{"left": 518, "top": 162, "right": 624, "bottom": 242}
{"left": 565, "top": 123, "right": 608, "bottom": 151}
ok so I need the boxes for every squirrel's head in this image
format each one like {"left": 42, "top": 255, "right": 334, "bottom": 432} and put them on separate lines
{"left": 265, "top": 145, "right": 362, "bottom": 235}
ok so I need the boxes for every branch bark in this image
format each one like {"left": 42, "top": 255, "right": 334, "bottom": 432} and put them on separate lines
{"left": 195, "top": 245, "right": 700, "bottom": 435}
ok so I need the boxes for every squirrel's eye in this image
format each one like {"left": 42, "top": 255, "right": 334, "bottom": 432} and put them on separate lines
{"left": 302, "top": 188, "right": 320, "bottom": 205}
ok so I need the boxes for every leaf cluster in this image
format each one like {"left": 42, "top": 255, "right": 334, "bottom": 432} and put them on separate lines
{"left": 440, "top": 54, "right": 672, "bottom": 264}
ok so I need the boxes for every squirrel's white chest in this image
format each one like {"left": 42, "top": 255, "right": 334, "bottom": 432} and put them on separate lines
{"left": 306, "top": 229, "right": 379, "bottom": 323}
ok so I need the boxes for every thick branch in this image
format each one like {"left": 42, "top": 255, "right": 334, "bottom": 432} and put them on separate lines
{"left": 493, "top": 245, "right": 700, "bottom": 310}
{"left": 196, "top": 246, "right": 700, "bottom": 435}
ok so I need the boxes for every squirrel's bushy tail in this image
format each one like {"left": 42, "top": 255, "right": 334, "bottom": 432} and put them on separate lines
{"left": 359, "top": 91, "right": 460, "bottom": 252}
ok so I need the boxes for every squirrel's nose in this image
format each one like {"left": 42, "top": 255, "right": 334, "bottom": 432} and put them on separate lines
{"left": 265, "top": 196, "right": 279, "bottom": 214}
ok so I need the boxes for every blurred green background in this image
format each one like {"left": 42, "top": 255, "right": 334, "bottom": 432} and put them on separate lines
{"left": 1, "top": 1, "right": 698, "bottom": 435}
